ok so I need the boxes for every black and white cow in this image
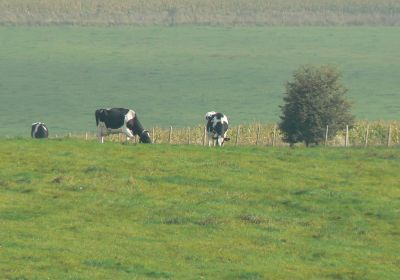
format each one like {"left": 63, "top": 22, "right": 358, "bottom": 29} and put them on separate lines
{"left": 95, "top": 108, "right": 151, "bottom": 144}
{"left": 31, "top": 122, "right": 49, "bottom": 139}
{"left": 205, "top": 111, "right": 230, "bottom": 147}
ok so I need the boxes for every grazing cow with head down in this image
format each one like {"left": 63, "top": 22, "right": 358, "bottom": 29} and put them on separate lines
{"left": 205, "top": 111, "right": 230, "bottom": 147}
{"left": 95, "top": 108, "right": 151, "bottom": 144}
{"left": 31, "top": 122, "right": 48, "bottom": 139}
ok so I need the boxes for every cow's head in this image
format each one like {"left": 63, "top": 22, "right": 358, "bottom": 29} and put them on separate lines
{"left": 205, "top": 111, "right": 217, "bottom": 121}
{"left": 139, "top": 130, "right": 152, "bottom": 144}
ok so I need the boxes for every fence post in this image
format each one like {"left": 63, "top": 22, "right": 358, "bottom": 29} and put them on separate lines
{"left": 235, "top": 125, "right": 240, "bottom": 146}
{"left": 85, "top": 132, "right": 88, "bottom": 140}
{"left": 187, "top": 127, "right": 191, "bottom": 145}
{"left": 345, "top": 125, "right": 349, "bottom": 147}
{"left": 324, "top": 125, "right": 329, "bottom": 147}
{"left": 256, "top": 124, "right": 261, "bottom": 146}
{"left": 272, "top": 125, "right": 277, "bottom": 147}
{"left": 152, "top": 127, "right": 155, "bottom": 144}
{"left": 168, "top": 126, "right": 173, "bottom": 144}
{"left": 387, "top": 124, "right": 392, "bottom": 147}
{"left": 203, "top": 126, "right": 207, "bottom": 146}
{"left": 364, "top": 124, "right": 369, "bottom": 148}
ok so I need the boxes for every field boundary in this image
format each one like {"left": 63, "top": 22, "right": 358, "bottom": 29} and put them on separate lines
{"left": 30, "top": 121, "right": 400, "bottom": 148}
{"left": 1, "top": 0, "right": 399, "bottom": 26}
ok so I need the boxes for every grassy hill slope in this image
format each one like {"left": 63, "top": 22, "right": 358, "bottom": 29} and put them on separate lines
{"left": 1, "top": 139, "right": 399, "bottom": 279}
{"left": 1, "top": 26, "right": 399, "bottom": 136}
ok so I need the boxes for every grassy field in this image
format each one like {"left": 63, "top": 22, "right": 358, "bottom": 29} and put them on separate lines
{"left": 0, "top": 139, "right": 399, "bottom": 279}
{"left": 1, "top": 26, "right": 400, "bottom": 136}
{"left": 1, "top": 0, "right": 399, "bottom": 26}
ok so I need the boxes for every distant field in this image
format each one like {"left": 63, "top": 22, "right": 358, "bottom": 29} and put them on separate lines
{"left": 0, "top": 0, "right": 399, "bottom": 26}
{"left": 0, "top": 139, "right": 399, "bottom": 279}
{"left": 0, "top": 26, "right": 399, "bottom": 136}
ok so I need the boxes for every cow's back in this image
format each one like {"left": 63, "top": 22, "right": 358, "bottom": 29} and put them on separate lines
{"left": 31, "top": 122, "right": 48, "bottom": 138}
{"left": 96, "top": 108, "right": 130, "bottom": 129}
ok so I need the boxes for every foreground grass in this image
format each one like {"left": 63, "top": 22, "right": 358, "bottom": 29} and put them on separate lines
{"left": 0, "top": 139, "right": 399, "bottom": 279}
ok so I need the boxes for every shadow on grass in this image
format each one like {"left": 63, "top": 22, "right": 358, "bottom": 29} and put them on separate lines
{"left": 82, "top": 259, "right": 171, "bottom": 278}
{"left": 139, "top": 175, "right": 222, "bottom": 187}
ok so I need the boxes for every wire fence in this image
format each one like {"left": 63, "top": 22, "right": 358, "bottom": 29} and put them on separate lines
{"left": 53, "top": 121, "right": 400, "bottom": 148}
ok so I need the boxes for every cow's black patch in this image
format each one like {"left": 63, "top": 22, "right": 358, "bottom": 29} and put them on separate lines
{"left": 214, "top": 121, "right": 228, "bottom": 136}
{"left": 31, "top": 123, "right": 48, "bottom": 139}
{"left": 95, "top": 108, "right": 129, "bottom": 129}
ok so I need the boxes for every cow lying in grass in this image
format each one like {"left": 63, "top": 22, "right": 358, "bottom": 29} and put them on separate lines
{"left": 31, "top": 122, "right": 48, "bottom": 139}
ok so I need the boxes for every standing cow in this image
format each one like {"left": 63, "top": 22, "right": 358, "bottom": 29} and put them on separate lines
{"left": 31, "top": 122, "right": 49, "bottom": 139}
{"left": 205, "top": 111, "right": 230, "bottom": 147}
{"left": 95, "top": 108, "right": 151, "bottom": 144}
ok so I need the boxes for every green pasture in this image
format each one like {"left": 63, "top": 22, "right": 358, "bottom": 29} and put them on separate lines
{"left": 0, "top": 139, "right": 399, "bottom": 279}
{"left": 0, "top": 26, "right": 399, "bottom": 136}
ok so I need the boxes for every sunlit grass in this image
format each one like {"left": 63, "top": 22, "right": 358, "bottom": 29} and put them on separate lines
{"left": 1, "top": 138, "right": 399, "bottom": 279}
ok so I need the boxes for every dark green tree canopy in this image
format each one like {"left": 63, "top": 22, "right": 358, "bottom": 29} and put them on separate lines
{"left": 279, "top": 65, "right": 354, "bottom": 146}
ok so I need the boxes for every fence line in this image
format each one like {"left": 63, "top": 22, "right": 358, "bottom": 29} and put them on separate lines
{"left": 235, "top": 125, "right": 240, "bottom": 146}
{"left": 49, "top": 121, "right": 400, "bottom": 147}
{"left": 324, "top": 125, "right": 329, "bottom": 147}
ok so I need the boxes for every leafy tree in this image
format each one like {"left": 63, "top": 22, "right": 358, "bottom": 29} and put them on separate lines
{"left": 279, "top": 65, "right": 354, "bottom": 146}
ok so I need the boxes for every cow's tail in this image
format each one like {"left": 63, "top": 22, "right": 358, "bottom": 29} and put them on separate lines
{"left": 95, "top": 110, "right": 100, "bottom": 126}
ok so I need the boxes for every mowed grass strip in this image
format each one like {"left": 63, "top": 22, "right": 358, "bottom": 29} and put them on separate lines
{"left": 0, "top": 139, "right": 399, "bottom": 279}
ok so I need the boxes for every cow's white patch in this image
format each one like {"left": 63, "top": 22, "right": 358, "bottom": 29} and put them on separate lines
{"left": 121, "top": 126, "right": 134, "bottom": 138}
{"left": 220, "top": 115, "right": 228, "bottom": 124}
{"left": 33, "top": 124, "right": 40, "bottom": 136}
{"left": 32, "top": 122, "right": 44, "bottom": 136}
{"left": 125, "top": 110, "right": 136, "bottom": 123}
{"left": 217, "top": 136, "right": 224, "bottom": 146}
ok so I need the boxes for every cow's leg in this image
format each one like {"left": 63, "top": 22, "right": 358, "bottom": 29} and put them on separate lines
{"left": 97, "top": 125, "right": 104, "bottom": 143}
{"left": 212, "top": 134, "right": 218, "bottom": 147}
{"left": 122, "top": 126, "right": 134, "bottom": 143}
{"left": 217, "top": 136, "right": 223, "bottom": 146}
{"left": 207, "top": 132, "right": 213, "bottom": 147}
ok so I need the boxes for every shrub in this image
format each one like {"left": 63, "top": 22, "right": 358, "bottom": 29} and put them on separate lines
{"left": 279, "top": 65, "right": 354, "bottom": 146}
